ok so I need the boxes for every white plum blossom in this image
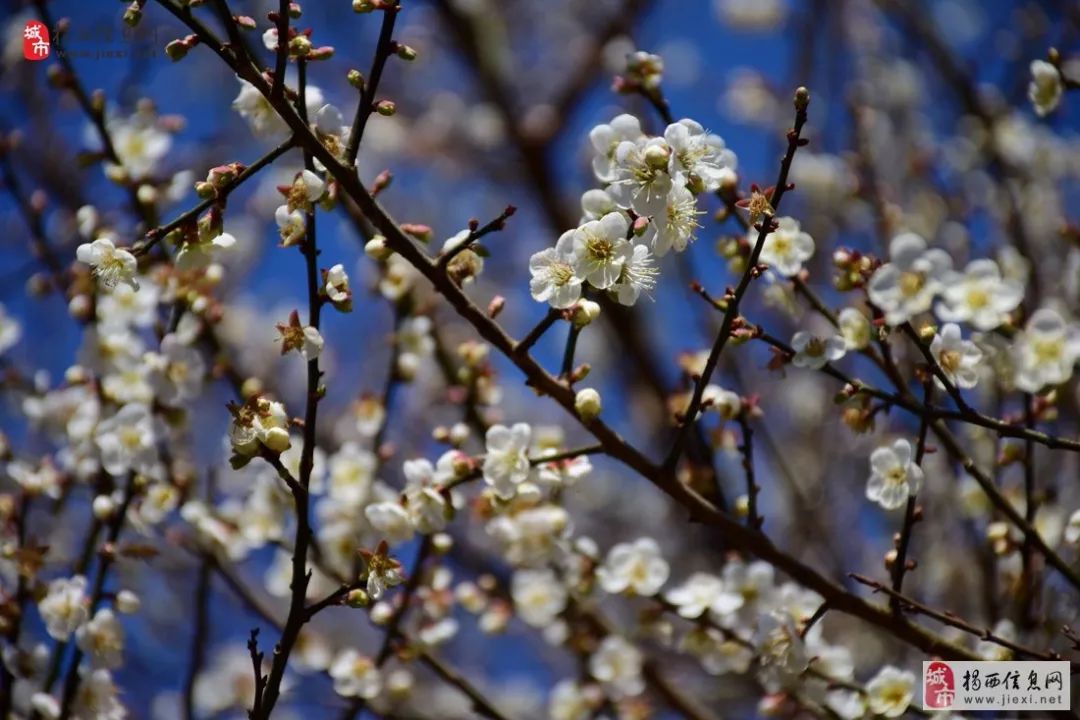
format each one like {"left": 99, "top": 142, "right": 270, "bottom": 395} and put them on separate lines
{"left": 610, "top": 244, "right": 658, "bottom": 305}
{"left": 7, "top": 459, "right": 63, "bottom": 499}
{"left": 838, "top": 307, "right": 872, "bottom": 351}
{"left": 607, "top": 137, "right": 676, "bottom": 215}
{"left": 511, "top": 568, "right": 568, "bottom": 627}
{"left": 936, "top": 259, "right": 1023, "bottom": 331}
{"left": 702, "top": 384, "right": 742, "bottom": 419}
{"left": 364, "top": 502, "right": 414, "bottom": 545}
{"left": 324, "top": 263, "right": 352, "bottom": 307}
{"left": 758, "top": 216, "right": 814, "bottom": 277}
{"left": 571, "top": 212, "right": 632, "bottom": 289}
{"left": 402, "top": 457, "right": 452, "bottom": 533}
{"left": 579, "top": 188, "right": 617, "bottom": 222}
{"left": 39, "top": 575, "right": 89, "bottom": 641}
{"left": 275, "top": 205, "right": 307, "bottom": 246}
{"left": 1029, "top": 60, "right": 1063, "bottom": 117}
{"left": 825, "top": 689, "right": 868, "bottom": 720}
{"left": 664, "top": 118, "right": 737, "bottom": 191}
{"left": 588, "top": 635, "right": 644, "bottom": 699}
{"left": 866, "top": 438, "right": 924, "bottom": 510}
{"left": 865, "top": 666, "right": 915, "bottom": 718}
{"left": 648, "top": 184, "right": 701, "bottom": 256}
{"left": 867, "top": 233, "right": 952, "bottom": 326}
{"left": 328, "top": 442, "right": 376, "bottom": 505}
{"left": 681, "top": 627, "right": 754, "bottom": 676}
{"left": 145, "top": 334, "right": 206, "bottom": 406}
{"left": 588, "top": 113, "right": 644, "bottom": 182}
{"left": 754, "top": 611, "right": 808, "bottom": 691}
{"left": 76, "top": 237, "right": 139, "bottom": 290}
{"left": 229, "top": 397, "right": 291, "bottom": 456}
{"left": 596, "top": 537, "right": 669, "bottom": 596}
{"left": 94, "top": 404, "right": 159, "bottom": 476}
{"left": 790, "top": 330, "right": 845, "bottom": 370}
{"left": 175, "top": 230, "right": 236, "bottom": 271}
{"left": 548, "top": 679, "right": 598, "bottom": 720}
{"left": 329, "top": 649, "right": 382, "bottom": 699}
{"left": 930, "top": 323, "right": 982, "bottom": 390}
{"left": 1013, "top": 308, "right": 1080, "bottom": 392}
{"left": 75, "top": 609, "right": 124, "bottom": 670}
{"left": 665, "top": 572, "right": 744, "bottom": 619}
{"left": 72, "top": 669, "right": 126, "bottom": 720}
{"left": 482, "top": 423, "right": 532, "bottom": 498}
{"left": 234, "top": 79, "right": 323, "bottom": 139}
{"left": 108, "top": 112, "right": 171, "bottom": 178}
{"left": 0, "top": 302, "right": 21, "bottom": 354}
{"left": 1066, "top": 509, "right": 1080, "bottom": 544}
{"left": 96, "top": 282, "right": 158, "bottom": 328}
{"left": 529, "top": 231, "right": 583, "bottom": 308}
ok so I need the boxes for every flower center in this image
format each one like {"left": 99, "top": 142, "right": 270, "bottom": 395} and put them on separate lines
{"left": 898, "top": 271, "right": 926, "bottom": 298}
{"left": 939, "top": 349, "right": 962, "bottom": 374}
{"left": 585, "top": 233, "right": 614, "bottom": 261}
{"left": 966, "top": 286, "right": 989, "bottom": 310}
{"left": 1033, "top": 337, "right": 1064, "bottom": 364}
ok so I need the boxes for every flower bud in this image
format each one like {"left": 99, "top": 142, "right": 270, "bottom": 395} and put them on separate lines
{"left": 644, "top": 142, "right": 671, "bottom": 170}
{"left": 394, "top": 44, "right": 417, "bottom": 61}
{"left": 570, "top": 300, "right": 600, "bottom": 328}
{"left": 347, "top": 69, "right": 365, "bottom": 89}
{"left": 165, "top": 39, "right": 190, "bottom": 62}
{"left": 346, "top": 589, "right": 370, "bottom": 608}
{"left": 374, "top": 100, "right": 397, "bottom": 116}
{"left": 92, "top": 494, "right": 116, "bottom": 520}
{"left": 365, "top": 235, "right": 391, "bottom": 260}
{"left": 262, "top": 427, "right": 291, "bottom": 453}
{"left": 123, "top": 3, "right": 143, "bottom": 27}
{"left": 432, "top": 533, "right": 453, "bottom": 554}
{"left": 289, "top": 35, "right": 311, "bottom": 57}
{"left": 574, "top": 388, "right": 602, "bottom": 421}
{"left": 794, "top": 86, "right": 811, "bottom": 111}
{"left": 352, "top": 0, "right": 375, "bottom": 11}
{"left": 115, "top": 590, "right": 141, "bottom": 614}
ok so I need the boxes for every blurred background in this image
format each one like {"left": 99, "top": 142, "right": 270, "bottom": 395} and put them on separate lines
{"left": 1, "top": 0, "right": 1080, "bottom": 717}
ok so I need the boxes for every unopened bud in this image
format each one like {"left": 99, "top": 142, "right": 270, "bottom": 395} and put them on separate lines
{"left": 394, "top": 43, "right": 417, "bottom": 61}
{"left": 194, "top": 181, "right": 216, "bottom": 199}
{"left": 92, "top": 495, "right": 116, "bottom": 520}
{"left": 123, "top": 3, "right": 143, "bottom": 27}
{"left": 346, "top": 589, "right": 370, "bottom": 608}
{"left": 644, "top": 143, "right": 671, "bottom": 170}
{"left": 400, "top": 223, "right": 430, "bottom": 242}
{"left": 365, "top": 235, "right": 392, "bottom": 260}
{"left": 115, "top": 589, "right": 141, "bottom": 614}
{"left": 432, "top": 533, "right": 453, "bottom": 554}
{"left": 632, "top": 215, "right": 651, "bottom": 236}
{"left": 574, "top": 388, "right": 602, "bottom": 421}
{"left": 570, "top": 300, "right": 600, "bottom": 328}
{"left": 794, "top": 86, "right": 810, "bottom": 111}
{"left": 347, "top": 69, "right": 365, "bottom": 89}
{"left": 487, "top": 295, "right": 505, "bottom": 319}
{"left": 288, "top": 35, "right": 312, "bottom": 57}
{"left": 352, "top": 0, "right": 375, "bottom": 11}
{"left": 374, "top": 99, "right": 397, "bottom": 116}
{"left": 165, "top": 39, "right": 190, "bottom": 62}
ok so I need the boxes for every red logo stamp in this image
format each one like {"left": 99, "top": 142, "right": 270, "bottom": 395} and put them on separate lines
{"left": 23, "top": 20, "right": 51, "bottom": 61}
{"left": 924, "top": 660, "right": 956, "bottom": 709}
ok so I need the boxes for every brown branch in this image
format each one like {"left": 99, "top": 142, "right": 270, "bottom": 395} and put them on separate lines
{"left": 850, "top": 573, "right": 1073, "bottom": 664}
{"left": 137, "top": 138, "right": 296, "bottom": 255}
{"left": 890, "top": 381, "right": 932, "bottom": 613}
{"left": 344, "top": 1, "right": 401, "bottom": 166}
{"left": 665, "top": 88, "right": 810, "bottom": 469}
